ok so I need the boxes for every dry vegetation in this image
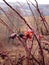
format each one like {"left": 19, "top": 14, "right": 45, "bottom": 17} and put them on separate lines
{"left": 0, "top": 0, "right": 49, "bottom": 65}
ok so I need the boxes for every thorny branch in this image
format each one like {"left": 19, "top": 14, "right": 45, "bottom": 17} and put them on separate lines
{"left": 3, "top": 0, "right": 32, "bottom": 30}
{"left": 0, "top": 16, "right": 40, "bottom": 65}
{"left": 26, "top": 0, "right": 39, "bottom": 34}
{"left": 0, "top": 0, "right": 48, "bottom": 65}
{"left": 0, "top": 7, "right": 17, "bottom": 31}
{"left": 29, "top": 0, "right": 49, "bottom": 33}
{"left": 0, "top": 18, "right": 14, "bottom": 33}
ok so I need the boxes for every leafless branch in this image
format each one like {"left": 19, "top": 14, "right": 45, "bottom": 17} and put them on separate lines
{"left": 2, "top": 0, "right": 46, "bottom": 65}
{"left": 0, "top": 7, "right": 17, "bottom": 30}
{"left": 3, "top": 0, "right": 32, "bottom": 30}
{"left": 0, "top": 18, "right": 14, "bottom": 33}
{"left": 29, "top": 0, "right": 49, "bottom": 33}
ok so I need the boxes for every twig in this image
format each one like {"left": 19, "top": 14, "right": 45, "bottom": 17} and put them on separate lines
{"left": 26, "top": 0, "right": 39, "bottom": 34}
{"left": 3, "top": 0, "right": 32, "bottom": 30}
{"left": 0, "top": 7, "right": 17, "bottom": 30}
{"left": 3, "top": 0, "right": 45, "bottom": 65}
{"left": 34, "top": 34, "right": 45, "bottom": 65}
{"left": 29, "top": 0, "right": 49, "bottom": 33}
{"left": 0, "top": 18, "right": 14, "bottom": 33}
